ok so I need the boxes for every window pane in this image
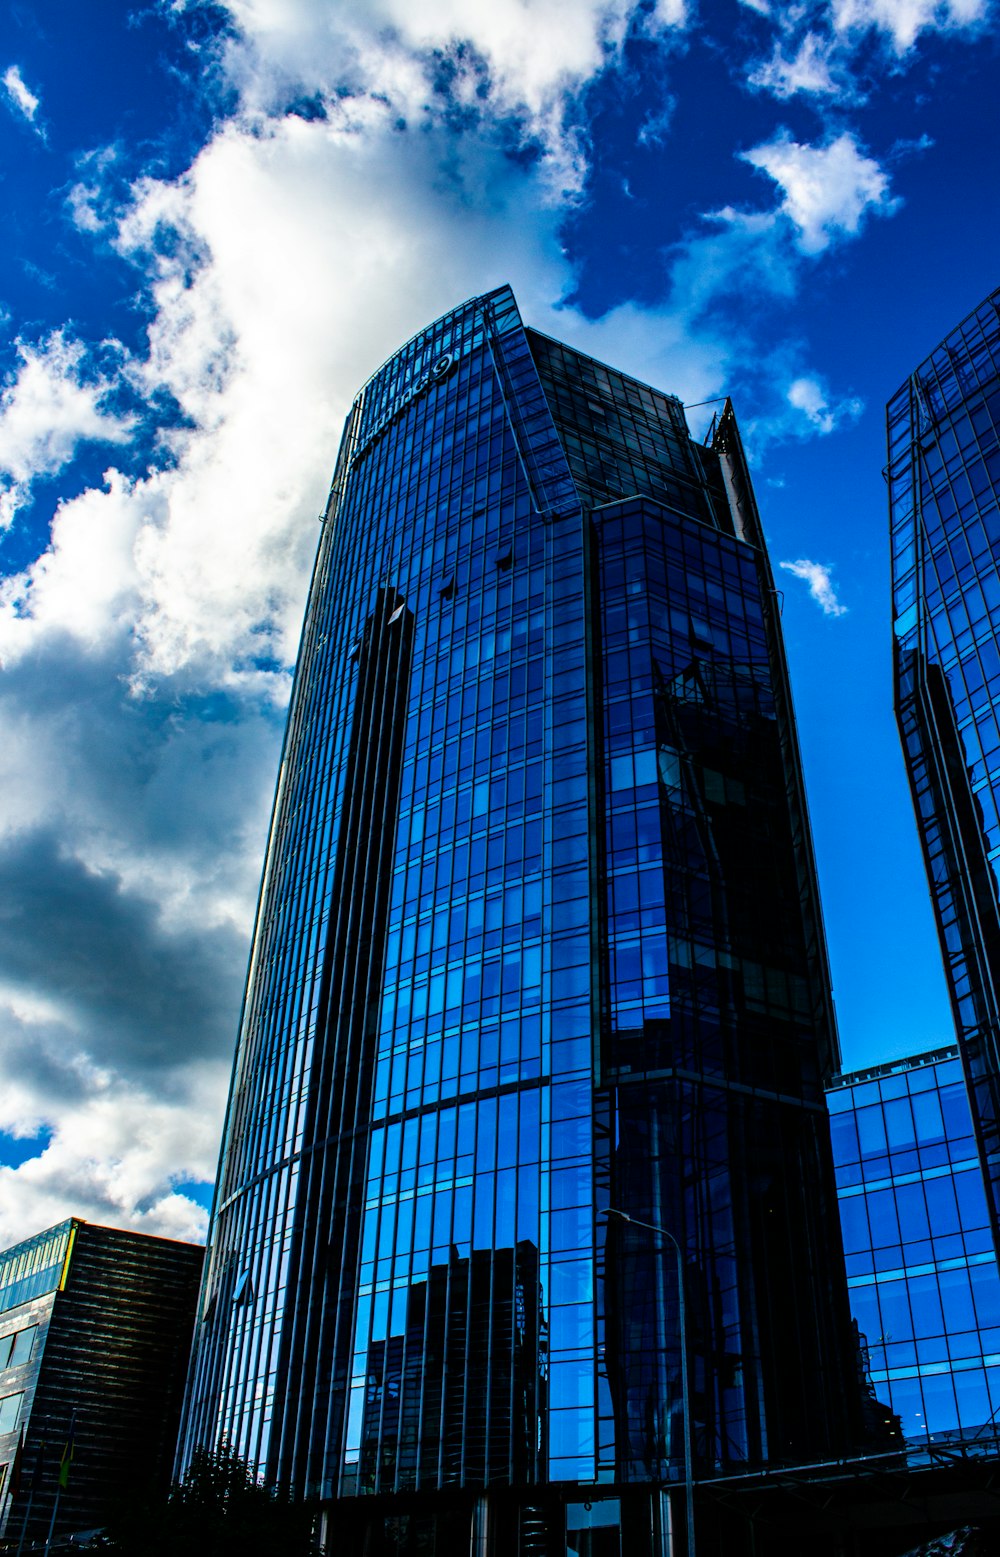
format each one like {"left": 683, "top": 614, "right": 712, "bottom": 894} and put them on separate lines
{"left": 9, "top": 1327, "right": 36, "bottom": 1367}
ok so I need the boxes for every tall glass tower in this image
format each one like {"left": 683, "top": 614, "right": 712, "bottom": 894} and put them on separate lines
{"left": 889, "top": 286, "right": 1000, "bottom": 1246}
{"left": 179, "top": 286, "right": 855, "bottom": 1554}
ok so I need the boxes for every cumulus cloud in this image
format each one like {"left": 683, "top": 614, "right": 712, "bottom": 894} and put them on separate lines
{"left": 216, "top": 0, "right": 687, "bottom": 198}
{"left": 0, "top": 2, "right": 686, "bottom": 1239}
{"left": 0, "top": 627, "right": 283, "bottom": 1243}
{"left": 780, "top": 558, "right": 849, "bottom": 616}
{"left": 0, "top": 333, "right": 135, "bottom": 529}
{"left": 2, "top": 64, "right": 40, "bottom": 127}
{"left": 0, "top": 0, "right": 933, "bottom": 1241}
{"left": 662, "top": 130, "right": 898, "bottom": 357}
{"left": 0, "top": 1035, "right": 225, "bottom": 1247}
{"left": 741, "top": 130, "right": 898, "bottom": 252}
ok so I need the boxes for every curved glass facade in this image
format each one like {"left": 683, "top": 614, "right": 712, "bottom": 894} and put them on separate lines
{"left": 179, "top": 287, "right": 855, "bottom": 1551}
{"left": 889, "top": 287, "right": 1000, "bottom": 1243}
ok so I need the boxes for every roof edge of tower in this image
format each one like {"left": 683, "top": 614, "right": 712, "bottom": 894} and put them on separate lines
{"left": 351, "top": 284, "right": 520, "bottom": 404}
{"left": 888, "top": 282, "right": 1000, "bottom": 404}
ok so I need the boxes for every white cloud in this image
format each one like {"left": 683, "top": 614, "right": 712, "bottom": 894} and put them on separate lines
{"left": 648, "top": 0, "right": 688, "bottom": 25}
{"left": 744, "top": 0, "right": 990, "bottom": 108}
{"left": 66, "top": 146, "right": 120, "bottom": 234}
{"left": 737, "top": 366, "right": 865, "bottom": 448}
{"left": 741, "top": 130, "right": 898, "bottom": 252}
{"left": 748, "top": 32, "right": 843, "bottom": 97}
{"left": 2, "top": 64, "right": 39, "bottom": 126}
{"left": 787, "top": 374, "right": 864, "bottom": 433}
{"left": 0, "top": 332, "right": 135, "bottom": 529}
{"left": 637, "top": 97, "right": 676, "bottom": 145}
{"left": 0, "top": 1045, "right": 225, "bottom": 1247}
{"left": 0, "top": 638, "right": 283, "bottom": 1245}
{"left": 780, "top": 558, "right": 849, "bottom": 616}
{"left": 831, "top": 0, "right": 989, "bottom": 50}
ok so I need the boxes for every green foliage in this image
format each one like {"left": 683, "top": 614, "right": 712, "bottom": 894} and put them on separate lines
{"left": 94, "top": 1444, "right": 321, "bottom": 1557}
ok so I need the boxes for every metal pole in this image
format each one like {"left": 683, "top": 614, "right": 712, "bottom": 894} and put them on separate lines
{"left": 18, "top": 1421, "right": 46, "bottom": 1557}
{"left": 608, "top": 1209, "right": 696, "bottom": 1557}
{"left": 14, "top": 1485, "right": 34, "bottom": 1557}
{"left": 471, "top": 1494, "right": 489, "bottom": 1557}
{"left": 45, "top": 1408, "right": 74, "bottom": 1557}
{"left": 43, "top": 1482, "right": 61, "bottom": 1556}
{"left": 14, "top": 1488, "right": 31, "bottom": 1550}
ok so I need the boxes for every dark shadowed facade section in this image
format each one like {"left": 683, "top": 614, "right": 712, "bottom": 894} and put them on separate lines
{"left": 889, "top": 288, "right": 1000, "bottom": 1247}
{"left": 0, "top": 1219, "right": 202, "bottom": 1548}
{"left": 178, "top": 287, "right": 857, "bottom": 1554}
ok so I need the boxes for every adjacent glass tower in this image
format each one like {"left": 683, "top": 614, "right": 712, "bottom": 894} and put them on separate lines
{"left": 889, "top": 287, "right": 1000, "bottom": 1244}
{"left": 829, "top": 1047, "right": 1000, "bottom": 1446}
{"left": 179, "top": 286, "right": 856, "bottom": 1553}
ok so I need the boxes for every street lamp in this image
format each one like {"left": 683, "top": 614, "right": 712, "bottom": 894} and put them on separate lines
{"left": 606, "top": 1208, "right": 696, "bottom": 1557}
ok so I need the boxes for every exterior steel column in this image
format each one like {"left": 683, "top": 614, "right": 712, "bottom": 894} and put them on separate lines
{"left": 270, "top": 588, "right": 415, "bottom": 1494}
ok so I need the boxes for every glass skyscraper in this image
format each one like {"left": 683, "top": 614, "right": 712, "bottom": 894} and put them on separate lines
{"left": 829, "top": 1047, "right": 1000, "bottom": 1447}
{"left": 179, "top": 286, "right": 857, "bottom": 1553}
{"left": 889, "top": 287, "right": 1000, "bottom": 1243}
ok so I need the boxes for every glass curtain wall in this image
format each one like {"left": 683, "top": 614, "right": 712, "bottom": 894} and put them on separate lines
{"left": 179, "top": 287, "right": 856, "bottom": 1551}
{"left": 889, "top": 287, "right": 1000, "bottom": 1244}
{"left": 829, "top": 1048, "right": 1000, "bottom": 1443}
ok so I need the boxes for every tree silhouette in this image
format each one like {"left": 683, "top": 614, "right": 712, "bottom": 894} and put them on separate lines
{"left": 93, "top": 1444, "right": 321, "bottom": 1556}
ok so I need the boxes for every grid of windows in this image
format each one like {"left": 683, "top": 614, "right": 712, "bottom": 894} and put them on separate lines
{"left": 0, "top": 1223, "right": 72, "bottom": 1316}
{"left": 593, "top": 486, "right": 850, "bottom": 1480}
{"left": 829, "top": 1049, "right": 1000, "bottom": 1442}
{"left": 889, "top": 287, "right": 1000, "bottom": 1236}
{"left": 180, "top": 289, "right": 594, "bottom": 1491}
{"left": 180, "top": 287, "right": 854, "bottom": 1542}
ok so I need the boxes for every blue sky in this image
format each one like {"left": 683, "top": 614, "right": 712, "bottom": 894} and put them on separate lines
{"left": 0, "top": 0, "right": 996, "bottom": 1245}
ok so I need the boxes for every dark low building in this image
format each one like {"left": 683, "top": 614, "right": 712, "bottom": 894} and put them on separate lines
{"left": 0, "top": 1217, "right": 202, "bottom": 1547}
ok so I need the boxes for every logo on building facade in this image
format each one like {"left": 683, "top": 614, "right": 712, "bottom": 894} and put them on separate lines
{"left": 350, "top": 352, "right": 456, "bottom": 468}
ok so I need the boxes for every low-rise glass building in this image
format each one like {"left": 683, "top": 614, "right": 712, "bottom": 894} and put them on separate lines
{"left": 828, "top": 1047, "right": 1000, "bottom": 1444}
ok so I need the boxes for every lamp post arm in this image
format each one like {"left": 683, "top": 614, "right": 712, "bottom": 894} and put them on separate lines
{"left": 606, "top": 1208, "right": 696, "bottom": 1557}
